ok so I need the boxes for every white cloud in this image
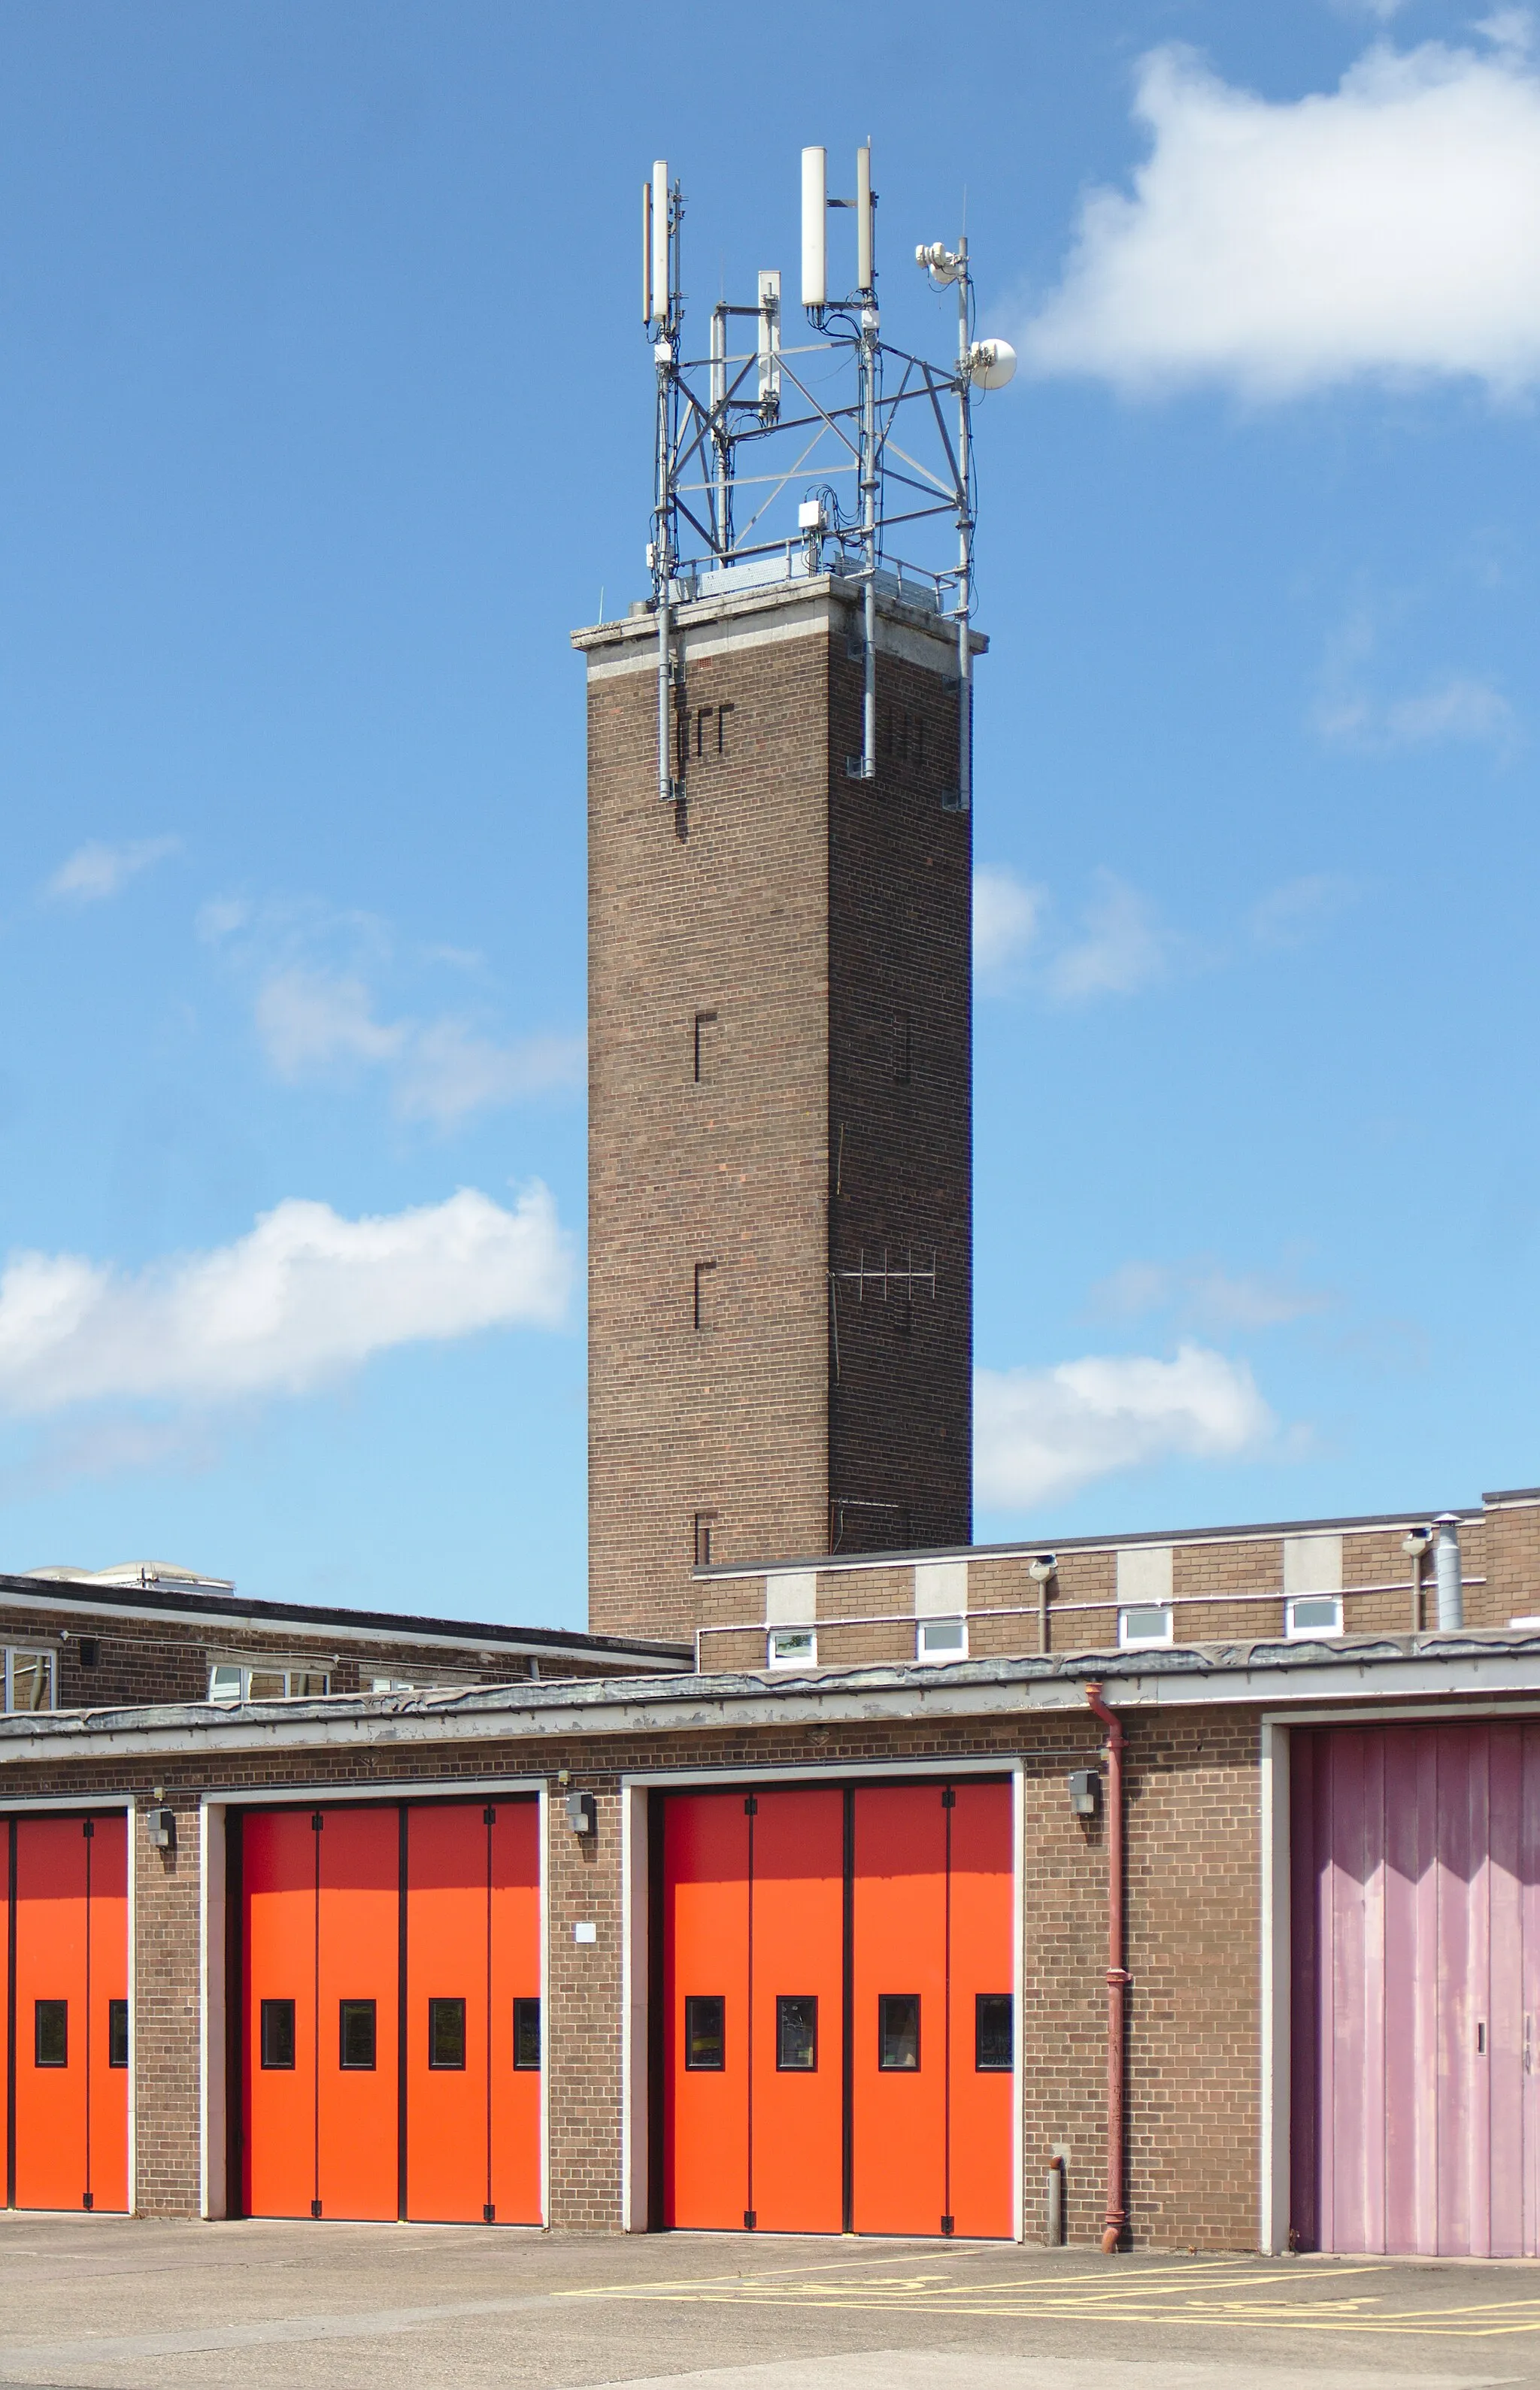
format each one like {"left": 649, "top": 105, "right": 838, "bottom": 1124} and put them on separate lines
{"left": 1045, "top": 873, "right": 1170, "bottom": 1002}
{"left": 1315, "top": 671, "right": 1514, "bottom": 753}
{"left": 1090, "top": 1258, "right": 1329, "bottom": 1333}
{"left": 1479, "top": 11, "right": 1536, "bottom": 57}
{"left": 196, "top": 896, "right": 253, "bottom": 942}
{"left": 255, "top": 968, "right": 407, "bottom": 1078}
{"left": 1311, "top": 602, "right": 1516, "bottom": 755}
{"left": 251, "top": 967, "right": 584, "bottom": 1125}
{"left": 1248, "top": 874, "right": 1358, "bottom": 950}
{"left": 394, "top": 1023, "right": 587, "bottom": 1127}
{"left": 1023, "top": 38, "right": 1540, "bottom": 396}
{"left": 975, "top": 1343, "right": 1275, "bottom": 1508}
{"left": 0, "top": 1184, "right": 571, "bottom": 1415}
{"left": 974, "top": 865, "right": 1044, "bottom": 975}
{"left": 46, "top": 838, "right": 179, "bottom": 905}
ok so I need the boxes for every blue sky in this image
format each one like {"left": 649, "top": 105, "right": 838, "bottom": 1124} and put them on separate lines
{"left": 1, "top": 0, "right": 1536, "bottom": 1626}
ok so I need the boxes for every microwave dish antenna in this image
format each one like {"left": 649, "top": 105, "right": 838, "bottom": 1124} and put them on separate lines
{"left": 639, "top": 144, "right": 1009, "bottom": 811}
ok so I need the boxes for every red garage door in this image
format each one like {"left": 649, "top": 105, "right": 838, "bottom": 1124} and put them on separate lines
{"left": 662, "top": 1788, "right": 844, "bottom": 2232}
{"left": 6, "top": 1815, "right": 129, "bottom": 2214}
{"left": 1292, "top": 1722, "right": 1540, "bottom": 2257}
{"left": 659, "top": 1779, "right": 1013, "bottom": 2237}
{"left": 239, "top": 1798, "right": 540, "bottom": 2225}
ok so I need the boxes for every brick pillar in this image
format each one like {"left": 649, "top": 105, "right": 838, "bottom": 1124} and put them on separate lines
{"left": 546, "top": 1780, "right": 625, "bottom": 2228}
{"left": 132, "top": 1791, "right": 202, "bottom": 2216}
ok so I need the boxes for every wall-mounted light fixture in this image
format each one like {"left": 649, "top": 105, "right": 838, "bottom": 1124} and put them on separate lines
{"left": 145, "top": 1805, "right": 176, "bottom": 1851}
{"left": 1067, "top": 1770, "right": 1101, "bottom": 1820}
{"left": 565, "top": 1791, "right": 596, "bottom": 1836}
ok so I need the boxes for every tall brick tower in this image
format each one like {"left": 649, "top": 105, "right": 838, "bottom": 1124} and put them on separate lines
{"left": 578, "top": 150, "right": 999, "bottom": 1642}
{"left": 578, "top": 576, "right": 978, "bottom": 1642}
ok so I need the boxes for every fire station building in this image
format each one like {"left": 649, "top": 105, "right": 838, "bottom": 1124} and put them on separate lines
{"left": 0, "top": 569, "right": 1536, "bottom": 2261}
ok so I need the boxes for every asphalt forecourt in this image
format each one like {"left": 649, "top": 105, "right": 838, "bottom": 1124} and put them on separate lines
{"left": 0, "top": 2216, "right": 1538, "bottom": 2389}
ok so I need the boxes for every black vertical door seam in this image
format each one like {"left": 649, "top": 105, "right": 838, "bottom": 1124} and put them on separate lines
{"left": 647, "top": 1793, "right": 665, "bottom": 2231}
{"left": 226, "top": 1810, "right": 244, "bottom": 2219}
{"left": 397, "top": 1806, "right": 408, "bottom": 2222}
{"left": 83, "top": 1821, "right": 93, "bottom": 2209}
{"left": 312, "top": 1816, "right": 321, "bottom": 2216}
{"left": 943, "top": 1788, "right": 953, "bottom": 2234}
{"left": 841, "top": 1785, "right": 855, "bottom": 2235}
{"left": 6, "top": 1818, "right": 14, "bottom": 2210}
{"left": 744, "top": 1798, "right": 755, "bottom": 2229}
{"left": 485, "top": 1806, "right": 495, "bottom": 2222}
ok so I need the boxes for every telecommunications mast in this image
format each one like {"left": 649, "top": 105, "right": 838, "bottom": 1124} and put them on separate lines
{"left": 640, "top": 146, "right": 1014, "bottom": 809}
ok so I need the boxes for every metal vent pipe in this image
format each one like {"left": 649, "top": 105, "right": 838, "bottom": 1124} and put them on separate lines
{"left": 1435, "top": 1515, "right": 1464, "bottom": 1630}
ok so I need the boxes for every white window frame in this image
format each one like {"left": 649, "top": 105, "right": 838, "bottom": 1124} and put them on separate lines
{"left": 207, "top": 1663, "right": 331, "bottom": 1704}
{"left": 5, "top": 1650, "right": 56, "bottom": 1713}
{"left": 1117, "top": 1603, "right": 1174, "bottom": 1651}
{"left": 765, "top": 1627, "right": 817, "bottom": 1670}
{"left": 916, "top": 1616, "right": 968, "bottom": 1664}
{"left": 1284, "top": 1593, "right": 1344, "bottom": 1641}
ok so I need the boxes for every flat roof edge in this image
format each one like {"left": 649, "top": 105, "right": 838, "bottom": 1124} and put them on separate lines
{"left": 0, "top": 1572, "right": 688, "bottom": 1665}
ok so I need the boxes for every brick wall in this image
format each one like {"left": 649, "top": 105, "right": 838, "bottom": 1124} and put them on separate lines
{"left": 698, "top": 1503, "right": 1505, "bottom": 1670}
{"left": 0, "top": 1700, "right": 1269, "bottom": 2248}
{"left": 584, "top": 582, "right": 973, "bottom": 1645}
{"left": 0, "top": 1591, "right": 647, "bottom": 1715}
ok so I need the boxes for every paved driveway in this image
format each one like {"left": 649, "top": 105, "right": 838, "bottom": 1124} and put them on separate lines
{"left": 2, "top": 2217, "right": 1540, "bottom": 2388}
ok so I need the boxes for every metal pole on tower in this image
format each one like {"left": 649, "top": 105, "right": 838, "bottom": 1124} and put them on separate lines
{"left": 956, "top": 234, "right": 973, "bottom": 816}
{"left": 858, "top": 146, "right": 878, "bottom": 782}
{"left": 650, "top": 162, "right": 681, "bottom": 802}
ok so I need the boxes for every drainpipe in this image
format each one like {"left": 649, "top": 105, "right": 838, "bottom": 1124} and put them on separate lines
{"left": 1085, "top": 1682, "right": 1129, "bottom": 2253}
{"left": 1435, "top": 1515, "right": 1464, "bottom": 1630}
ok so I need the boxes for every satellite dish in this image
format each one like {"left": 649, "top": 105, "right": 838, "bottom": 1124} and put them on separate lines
{"left": 969, "top": 338, "right": 1017, "bottom": 391}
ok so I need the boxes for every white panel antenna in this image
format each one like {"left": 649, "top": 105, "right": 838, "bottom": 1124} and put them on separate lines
{"left": 756, "top": 270, "right": 781, "bottom": 411}
{"left": 650, "top": 159, "right": 670, "bottom": 331}
{"left": 856, "top": 144, "right": 873, "bottom": 295}
{"left": 641, "top": 178, "right": 653, "bottom": 327}
{"left": 801, "top": 147, "right": 827, "bottom": 310}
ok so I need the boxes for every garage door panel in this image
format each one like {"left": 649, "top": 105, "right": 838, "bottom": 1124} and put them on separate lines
{"left": 946, "top": 1783, "right": 1014, "bottom": 2240}
{"left": 85, "top": 1818, "right": 129, "bottom": 2216}
{"left": 663, "top": 1794, "right": 750, "bottom": 2230}
{"left": 851, "top": 1787, "right": 947, "bottom": 2237}
{"left": 317, "top": 1808, "right": 399, "bottom": 2222}
{"left": 14, "top": 1820, "right": 89, "bottom": 2212}
{"left": 488, "top": 1800, "right": 541, "bottom": 2225}
{"left": 1294, "top": 1722, "right": 1540, "bottom": 2261}
{"left": 243, "top": 1809, "right": 319, "bottom": 2220}
{"left": 750, "top": 1789, "right": 842, "bottom": 2235}
{"left": 1381, "top": 1727, "right": 1435, "bottom": 2257}
{"left": 406, "top": 1804, "right": 492, "bottom": 2224}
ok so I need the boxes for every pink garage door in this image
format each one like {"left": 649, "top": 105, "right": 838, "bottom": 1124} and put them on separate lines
{"left": 1292, "top": 1723, "right": 1540, "bottom": 2256}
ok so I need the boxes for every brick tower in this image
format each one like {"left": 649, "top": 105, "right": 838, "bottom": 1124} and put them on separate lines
{"left": 577, "top": 575, "right": 978, "bottom": 1643}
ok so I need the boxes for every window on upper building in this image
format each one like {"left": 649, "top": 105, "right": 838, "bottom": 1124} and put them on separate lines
{"left": 1285, "top": 1594, "right": 1344, "bottom": 1640}
{"left": 1117, "top": 1605, "right": 1173, "bottom": 1651}
{"left": 365, "top": 1673, "right": 477, "bottom": 1694}
{"left": 208, "top": 1664, "right": 330, "bottom": 1704}
{"left": 916, "top": 1617, "right": 967, "bottom": 1664}
{"left": 6, "top": 1651, "right": 55, "bottom": 1712}
{"left": 767, "top": 1627, "right": 817, "bottom": 1670}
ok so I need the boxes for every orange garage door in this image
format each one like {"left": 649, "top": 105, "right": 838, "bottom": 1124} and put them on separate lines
{"left": 6, "top": 1815, "right": 129, "bottom": 2213}
{"left": 659, "top": 1779, "right": 1013, "bottom": 2237}
{"left": 239, "top": 1798, "right": 540, "bottom": 2224}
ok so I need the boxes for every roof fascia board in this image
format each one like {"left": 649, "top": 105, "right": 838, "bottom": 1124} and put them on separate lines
{"left": 699, "top": 1509, "right": 1487, "bottom": 1582}
{"left": 5, "top": 1648, "right": 1540, "bottom": 1763}
{"left": 0, "top": 1582, "right": 674, "bottom": 1668}
{"left": 205, "top": 1773, "right": 548, "bottom": 1808}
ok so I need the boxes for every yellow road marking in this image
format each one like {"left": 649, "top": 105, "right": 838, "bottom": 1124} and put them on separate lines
{"left": 563, "top": 2261, "right": 1540, "bottom": 2341}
